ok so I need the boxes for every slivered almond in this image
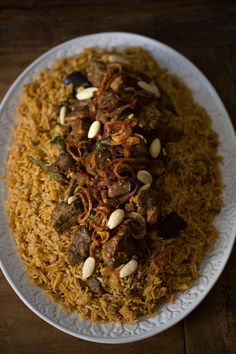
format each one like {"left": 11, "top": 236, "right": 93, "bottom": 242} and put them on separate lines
{"left": 59, "top": 106, "right": 66, "bottom": 125}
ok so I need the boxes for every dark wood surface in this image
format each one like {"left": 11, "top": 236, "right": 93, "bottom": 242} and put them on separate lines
{"left": 0, "top": 1, "right": 235, "bottom": 353}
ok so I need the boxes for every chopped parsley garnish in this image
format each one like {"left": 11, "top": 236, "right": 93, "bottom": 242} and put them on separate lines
{"left": 51, "top": 135, "right": 64, "bottom": 146}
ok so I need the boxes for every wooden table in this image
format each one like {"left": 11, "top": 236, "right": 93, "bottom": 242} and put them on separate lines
{"left": 0, "top": 1, "right": 235, "bottom": 353}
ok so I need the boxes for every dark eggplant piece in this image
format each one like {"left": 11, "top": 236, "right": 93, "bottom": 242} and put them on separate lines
{"left": 157, "top": 211, "right": 187, "bottom": 238}
{"left": 63, "top": 71, "right": 92, "bottom": 92}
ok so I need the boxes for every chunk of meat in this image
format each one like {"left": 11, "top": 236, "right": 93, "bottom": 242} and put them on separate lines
{"left": 130, "top": 142, "right": 148, "bottom": 158}
{"left": 137, "top": 190, "right": 159, "bottom": 225}
{"left": 67, "top": 248, "right": 81, "bottom": 266}
{"left": 110, "top": 76, "right": 123, "bottom": 92}
{"left": 73, "top": 228, "right": 91, "bottom": 258}
{"left": 86, "top": 277, "right": 103, "bottom": 295}
{"left": 86, "top": 61, "right": 106, "bottom": 87}
{"left": 70, "top": 100, "right": 92, "bottom": 120}
{"left": 48, "top": 152, "right": 75, "bottom": 174}
{"left": 75, "top": 170, "right": 91, "bottom": 186}
{"left": 51, "top": 202, "right": 81, "bottom": 233}
{"left": 67, "top": 228, "right": 91, "bottom": 265}
{"left": 96, "top": 89, "right": 119, "bottom": 113}
{"left": 125, "top": 212, "right": 146, "bottom": 239}
{"left": 136, "top": 100, "right": 161, "bottom": 130}
{"left": 102, "top": 225, "right": 142, "bottom": 268}
{"left": 70, "top": 118, "right": 90, "bottom": 141}
{"left": 108, "top": 179, "right": 132, "bottom": 199}
{"left": 146, "top": 206, "right": 158, "bottom": 225}
{"left": 84, "top": 151, "right": 98, "bottom": 176}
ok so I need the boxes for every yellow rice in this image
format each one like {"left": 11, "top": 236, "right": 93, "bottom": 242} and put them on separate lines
{"left": 6, "top": 47, "right": 223, "bottom": 323}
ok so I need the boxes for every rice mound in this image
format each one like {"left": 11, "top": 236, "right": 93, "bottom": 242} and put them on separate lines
{"left": 6, "top": 47, "right": 223, "bottom": 323}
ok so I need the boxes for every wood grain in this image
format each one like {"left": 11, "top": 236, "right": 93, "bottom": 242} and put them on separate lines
{"left": 0, "top": 1, "right": 236, "bottom": 353}
{"left": 0, "top": 1, "right": 236, "bottom": 52}
{"left": 0, "top": 52, "right": 42, "bottom": 99}
{"left": 0, "top": 273, "right": 185, "bottom": 354}
{"left": 185, "top": 247, "right": 236, "bottom": 354}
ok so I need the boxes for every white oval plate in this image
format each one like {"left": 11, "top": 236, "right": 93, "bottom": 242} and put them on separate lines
{"left": 0, "top": 32, "right": 236, "bottom": 344}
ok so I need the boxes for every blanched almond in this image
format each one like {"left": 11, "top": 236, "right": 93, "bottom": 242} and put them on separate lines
{"left": 76, "top": 87, "right": 98, "bottom": 100}
{"left": 107, "top": 209, "right": 125, "bottom": 229}
{"left": 137, "top": 80, "right": 160, "bottom": 97}
{"left": 149, "top": 138, "right": 161, "bottom": 158}
{"left": 76, "top": 86, "right": 85, "bottom": 93}
{"left": 88, "top": 121, "right": 101, "bottom": 139}
{"left": 137, "top": 170, "right": 153, "bottom": 185}
{"left": 108, "top": 54, "right": 130, "bottom": 64}
{"left": 120, "top": 259, "right": 138, "bottom": 278}
{"left": 127, "top": 113, "right": 134, "bottom": 119}
{"left": 82, "top": 257, "right": 95, "bottom": 280}
{"left": 67, "top": 195, "right": 77, "bottom": 205}
{"left": 139, "top": 183, "right": 151, "bottom": 192}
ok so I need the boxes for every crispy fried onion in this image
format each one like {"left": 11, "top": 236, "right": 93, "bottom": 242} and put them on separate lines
{"left": 111, "top": 104, "right": 136, "bottom": 120}
{"left": 123, "top": 137, "right": 141, "bottom": 157}
{"left": 99, "top": 64, "right": 137, "bottom": 108}
{"left": 90, "top": 229, "right": 110, "bottom": 255}
{"left": 92, "top": 229, "right": 110, "bottom": 247}
{"left": 123, "top": 134, "right": 147, "bottom": 158}
{"left": 99, "top": 63, "right": 123, "bottom": 91}
{"left": 90, "top": 201, "right": 117, "bottom": 232}
{"left": 119, "top": 182, "right": 138, "bottom": 204}
{"left": 74, "top": 186, "right": 93, "bottom": 224}
{"left": 84, "top": 149, "right": 115, "bottom": 178}
{"left": 113, "top": 158, "right": 146, "bottom": 179}
{"left": 104, "top": 120, "right": 132, "bottom": 144}
{"left": 115, "top": 87, "right": 136, "bottom": 102}
{"left": 66, "top": 140, "right": 91, "bottom": 161}
{"left": 90, "top": 200, "right": 118, "bottom": 253}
